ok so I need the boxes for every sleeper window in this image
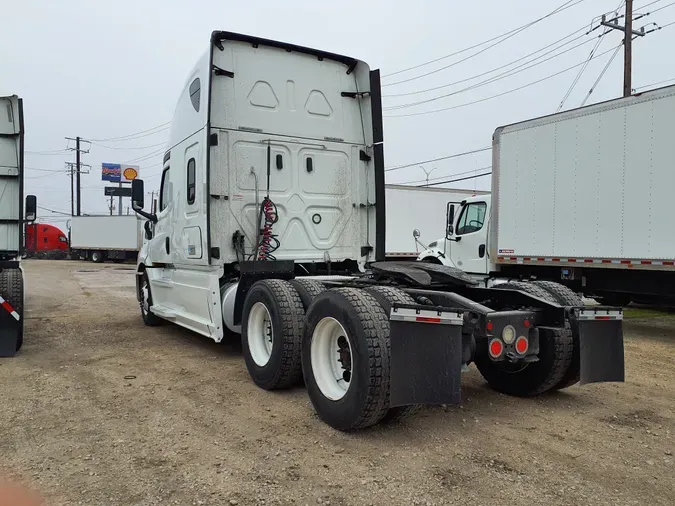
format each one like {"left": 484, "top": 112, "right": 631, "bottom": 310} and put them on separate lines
{"left": 160, "top": 166, "right": 171, "bottom": 212}
{"left": 187, "top": 158, "right": 196, "bottom": 205}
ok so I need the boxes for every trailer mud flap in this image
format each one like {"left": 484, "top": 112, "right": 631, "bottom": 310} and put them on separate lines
{"left": 388, "top": 305, "right": 464, "bottom": 407}
{"left": 573, "top": 308, "right": 624, "bottom": 385}
{"left": 0, "top": 310, "right": 20, "bottom": 357}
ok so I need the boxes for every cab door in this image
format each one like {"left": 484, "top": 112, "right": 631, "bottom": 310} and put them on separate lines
{"left": 451, "top": 200, "right": 489, "bottom": 274}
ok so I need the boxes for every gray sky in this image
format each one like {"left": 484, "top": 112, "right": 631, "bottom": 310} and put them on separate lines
{"left": 2, "top": 0, "right": 673, "bottom": 229}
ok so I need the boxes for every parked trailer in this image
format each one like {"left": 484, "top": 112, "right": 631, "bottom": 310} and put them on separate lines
{"left": 129, "top": 31, "right": 625, "bottom": 431}
{"left": 419, "top": 84, "right": 675, "bottom": 306}
{"left": 69, "top": 215, "right": 142, "bottom": 263}
{"left": 384, "top": 185, "right": 489, "bottom": 260}
{"left": 0, "top": 95, "right": 37, "bottom": 356}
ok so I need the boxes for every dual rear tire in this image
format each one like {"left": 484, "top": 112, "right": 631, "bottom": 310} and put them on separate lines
{"left": 241, "top": 280, "right": 422, "bottom": 431}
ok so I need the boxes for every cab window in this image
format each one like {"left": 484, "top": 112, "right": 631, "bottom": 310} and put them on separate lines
{"left": 160, "top": 165, "right": 171, "bottom": 212}
{"left": 456, "top": 202, "right": 487, "bottom": 235}
{"left": 58, "top": 236, "right": 67, "bottom": 243}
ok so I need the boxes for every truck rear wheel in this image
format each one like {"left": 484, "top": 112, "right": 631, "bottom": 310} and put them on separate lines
{"left": 302, "top": 288, "right": 391, "bottom": 431}
{"left": 0, "top": 269, "right": 24, "bottom": 351}
{"left": 532, "top": 281, "right": 584, "bottom": 391}
{"left": 363, "top": 286, "right": 423, "bottom": 424}
{"left": 242, "top": 279, "right": 305, "bottom": 390}
{"left": 289, "top": 278, "right": 326, "bottom": 310}
{"left": 475, "top": 326, "right": 573, "bottom": 396}
{"left": 91, "top": 251, "right": 104, "bottom": 263}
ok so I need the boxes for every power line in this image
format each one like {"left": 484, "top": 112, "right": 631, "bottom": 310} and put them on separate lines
{"left": 89, "top": 122, "right": 171, "bottom": 142}
{"left": 384, "top": 34, "right": 599, "bottom": 111}
{"left": 90, "top": 141, "right": 166, "bottom": 151}
{"left": 633, "top": 76, "right": 675, "bottom": 89}
{"left": 580, "top": 41, "right": 624, "bottom": 106}
{"left": 25, "top": 150, "right": 69, "bottom": 156}
{"left": 382, "top": 0, "right": 586, "bottom": 81}
{"left": 123, "top": 147, "right": 165, "bottom": 164}
{"left": 394, "top": 165, "right": 493, "bottom": 185}
{"left": 557, "top": 30, "right": 609, "bottom": 111}
{"left": 418, "top": 172, "right": 493, "bottom": 187}
{"left": 383, "top": 27, "right": 590, "bottom": 98}
{"left": 37, "top": 205, "right": 72, "bottom": 216}
{"left": 385, "top": 147, "right": 491, "bottom": 173}
{"left": 383, "top": 42, "right": 625, "bottom": 118}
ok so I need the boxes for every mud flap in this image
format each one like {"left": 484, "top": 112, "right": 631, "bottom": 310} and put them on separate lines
{"left": 388, "top": 305, "right": 464, "bottom": 407}
{"left": 0, "top": 310, "right": 20, "bottom": 357}
{"left": 573, "top": 308, "right": 625, "bottom": 385}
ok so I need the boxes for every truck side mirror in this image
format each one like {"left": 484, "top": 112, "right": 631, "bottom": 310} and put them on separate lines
{"left": 25, "top": 195, "right": 37, "bottom": 223}
{"left": 446, "top": 204, "right": 455, "bottom": 238}
{"left": 131, "top": 179, "right": 145, "bottom": 210}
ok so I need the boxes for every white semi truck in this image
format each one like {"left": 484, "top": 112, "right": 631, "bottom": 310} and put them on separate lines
{"left": 0, "top": 95, "right": 37, "bottom": 356}
{"left": 69, "top": 215, "right": 142, "bottom": 263}
{"left": 418, "top": 84, "right": 675, "bottom": 307}
{"left": 384, "top": 185, "right": 489, "bottom": 260}
{"left": 129, "top": 31, "right": 625, "bottom": 431}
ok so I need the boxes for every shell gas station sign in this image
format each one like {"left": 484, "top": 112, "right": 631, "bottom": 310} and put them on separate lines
{"left": 102, "top": 163, "right": 140, "bottom": 183}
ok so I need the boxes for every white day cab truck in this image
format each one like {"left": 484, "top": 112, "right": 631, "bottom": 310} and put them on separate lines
{"left": 129, "top": 31, "right": 625, "bottom": 431}
{"left": 69, "top": 215, "right": 142, "bottom": 263}
{"left": 384, "top": 185, "right": 489, "bottom": 260}
{"left": 0, "top": 95, "right": 38, "bottom": 356}
{"left": 418, "top": 84, "right": 675, "bottom": 307}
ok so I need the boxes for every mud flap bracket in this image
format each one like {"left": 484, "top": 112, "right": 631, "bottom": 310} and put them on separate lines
{"left": 572, "top": 308, "right": 625, "bottom": 385}
{"left": 388, "top": 305, "right": 464, "bottom": 407}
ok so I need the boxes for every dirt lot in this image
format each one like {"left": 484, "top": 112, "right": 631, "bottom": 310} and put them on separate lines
{"left": 1, "top": 260, "right": 673, "bottom": 506}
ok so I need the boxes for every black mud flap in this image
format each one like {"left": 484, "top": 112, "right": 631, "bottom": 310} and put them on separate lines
{"left": 0, "top": 310, "right": 20, "bottom": 357}
{"left": 388, "top": 304, "right": 464, "bottom": 407}
{"left": 572, "top": 308, "right": 625, "bottom": 385}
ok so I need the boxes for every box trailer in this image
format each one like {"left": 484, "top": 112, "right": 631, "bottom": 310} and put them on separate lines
{"left": 0, "top": 95, "right": 37, "bottom": 356}
{"left": 419, "top": 84, "right": 675, "bottom": 305}
{"left": 384, "top": 185, "right": 489, "bottom": 260}
{"left": 126, "top": 31, "right": 624, "bottom": 432}
{"left": 69, "top": 215, "right": 141, "bottom": 263}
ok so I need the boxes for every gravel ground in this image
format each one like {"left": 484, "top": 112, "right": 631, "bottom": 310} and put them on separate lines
{"left": 1, "top": 260, "right": 673, "bottom": 506}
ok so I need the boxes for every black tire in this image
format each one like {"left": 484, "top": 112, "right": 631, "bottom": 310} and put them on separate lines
{"left": 531, "top": 281, "right": 583, "bottom": 306}
{"left": 242, "top": 279, "right": 305, "bottom": 391}
{"left": 0, "top": 269, "right": 24, "bottom": 351}
{"left": 496, "top": 281, "right": 558, "bottom": 303}
{"left": 302, "top": 288, "right": 391, "bottom": 431}
{"left": 475, "top": 326, "right": 573, "bottom": 396}
{"left": 532, "top": 281, "right": 583, "bottom": 391}
{"left": 289, "top": 278, "right": 326, "bottom": 310}
{"left": 139, "top": 272, "right": 162, "bottom": 326}
{"left": 480, "top": 281, "right": 573, "bottom": 396}
{"left": 91, "top": 251, "right": 104, "bottom": 263}
{"left": 363, "top": 285, "right": 423, "bottom": 424}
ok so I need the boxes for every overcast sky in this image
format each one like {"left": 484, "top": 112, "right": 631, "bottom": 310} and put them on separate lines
{"left": 2, "top": 0, "right": 673, "bottom": 228}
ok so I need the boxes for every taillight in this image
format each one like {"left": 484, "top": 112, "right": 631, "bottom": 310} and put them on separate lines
{"left": 489, "top": 338, "right": 504, "bottom": 358}
{"left": 515, "top": 336, "right": 529, "bottom": 355}
{"left": 486, "top": 321, "right": 493, "bottom": 332}
{"left": 501, "top": 325, "right": 516, "bottom": 344}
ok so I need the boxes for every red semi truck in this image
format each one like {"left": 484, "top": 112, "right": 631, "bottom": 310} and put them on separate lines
{"left": 25, "top": 223, "right": 69, "bottom": 259}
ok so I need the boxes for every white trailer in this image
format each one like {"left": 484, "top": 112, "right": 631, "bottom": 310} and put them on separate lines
{"left": 384, "top": 185, "right": 489, "bottom": 260}
{"left": 419, "top": 84, "right": 675, "bottom": 305}
{"left": 0, "top": 95, "right": 37, "bottom": 356}
{"left": 69, "top": 215, "right": 141, "bottom": 263}
{"left": 127, "top": 31, "right": 624, "bottom": 432}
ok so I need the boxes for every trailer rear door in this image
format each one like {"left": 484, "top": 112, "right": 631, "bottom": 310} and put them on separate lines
{"left": 0, "top": 96, "right": 23, "bottom": 258}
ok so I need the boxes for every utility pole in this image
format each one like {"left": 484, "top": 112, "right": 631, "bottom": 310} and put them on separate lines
{"left": 70, "top": 164, "right": 74, "bottom": 216}
{"left": 66, "top": 137, "right": 90, "bottom": 215}
{"left": 601, "top": 0, "right": 645, "bottom": 97}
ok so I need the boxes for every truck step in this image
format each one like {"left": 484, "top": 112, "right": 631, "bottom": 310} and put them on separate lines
{"left": 150, "top": 306, "right": 177, "bottom": 319}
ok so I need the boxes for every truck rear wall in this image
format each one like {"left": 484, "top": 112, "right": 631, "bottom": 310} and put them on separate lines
{"left": 69, "top": 216, "right": 141, "bottom": 250}
{"left": 493, "top": 85, "right": 675, "bottom": 263}
{"left": 385, "top": 185, "right": 489, "bottom": 257}
{"left": 0, "top": 96, "right": 22, "bottom": 255}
